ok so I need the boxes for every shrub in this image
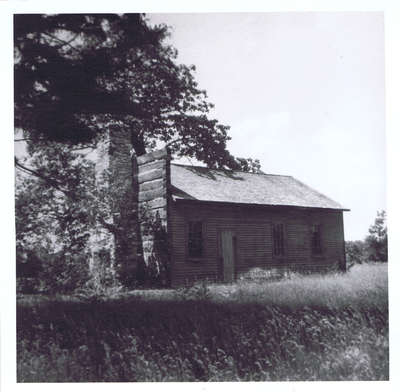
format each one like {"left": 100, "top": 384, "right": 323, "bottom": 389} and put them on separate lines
{"left": 345, "top": 211, "right": 388, "bottom": 265}
{"left": 175, "top": 280, "right": 211, "bottom": 301}
{"left": 345, "top": 240, "right": 368, "bottom": 266}
{"left": 16, "top": 251, "right": 91, "bottom": 295}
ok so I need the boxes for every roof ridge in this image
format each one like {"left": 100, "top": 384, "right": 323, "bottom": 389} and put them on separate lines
{"left": 171, "top": 162, "right": 293, "bottom": 178}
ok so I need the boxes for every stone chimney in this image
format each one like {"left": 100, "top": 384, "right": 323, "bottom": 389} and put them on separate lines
{"left": 91, "top": 127, "right": 171, "bottom": 287}
{"left": 91, "top": 127, "right": 143, "bottom": 287}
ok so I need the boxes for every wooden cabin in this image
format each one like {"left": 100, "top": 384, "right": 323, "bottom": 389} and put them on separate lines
{"left": 135, "top": 148, "right": 349, "bottom": 287}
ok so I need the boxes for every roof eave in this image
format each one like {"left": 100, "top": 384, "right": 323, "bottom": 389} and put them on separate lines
{"left": 172, "top": 198, "right": 350, "bottom": 212}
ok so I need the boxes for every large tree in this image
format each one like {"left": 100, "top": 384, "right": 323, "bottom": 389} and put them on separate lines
{"left": 14, "top": 13, "right": 244, "bottom": 168}
{"left": 14, "top": 14, "right": 260, "bottom": 290}
{"left": 14, "top": 14, "right": 160, "bottom": 144}
{"left": 365, "top": 210, "right": 388, "bottom": 262}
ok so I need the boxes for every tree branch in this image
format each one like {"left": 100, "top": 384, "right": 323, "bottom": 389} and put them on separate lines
{"left": 164, "top": 137, "right": 184, "bottom": 148}
{"left": 70, "top": 143, "right": 97, "bottom": 152}
{"left": 14, "top": 137, "right": 51, "bottom": 143}
{"left": 64, "top": 33, "right": 80, "bottom": 45}
{"left": 15, "top": 157, "right": 74, "bottom": 199}
{"left": 97, "top": 214, "right": 118, "bottom": 235}
{"left": 42, "top": 32, "right": 81, "bottom": 53}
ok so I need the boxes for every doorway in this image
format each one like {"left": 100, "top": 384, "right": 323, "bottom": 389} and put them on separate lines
{"left": 220, "top": 230, "right": 236, "bottom": 283}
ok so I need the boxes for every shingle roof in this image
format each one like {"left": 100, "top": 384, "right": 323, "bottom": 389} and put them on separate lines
{"left": 170, "top": 164, "right": 348, "bottom": 210}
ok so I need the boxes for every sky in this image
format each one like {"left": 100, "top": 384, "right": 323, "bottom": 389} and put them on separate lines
{"left": 148, "top": 12, "right": 386, "bottom": 241}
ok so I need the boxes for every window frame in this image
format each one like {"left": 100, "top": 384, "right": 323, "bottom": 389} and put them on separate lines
{"left": 272, "top": 222, "right": 285, "bottom": 258}
{"left": 187, "top": 220, "right": 204, "bottom": 261}
{"left": 311, "top": 224, "right": 323, "bottom": 255}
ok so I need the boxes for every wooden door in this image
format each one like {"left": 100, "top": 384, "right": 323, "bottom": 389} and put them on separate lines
{"left": 221, "top": 230, "right": 235, "bottom": 283}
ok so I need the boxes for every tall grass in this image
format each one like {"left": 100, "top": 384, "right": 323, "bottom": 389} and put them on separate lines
{"left": 17, "top": 263, "right": 388, "bottom": 382}
{"left": 213, "top": 263, "right": 388, "bottom": 309}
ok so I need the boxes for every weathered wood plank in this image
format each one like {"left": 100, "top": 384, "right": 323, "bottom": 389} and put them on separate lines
{"left": 138, "top": 159, "right": 166, "bottom": 175}
{"left": 137, "top": 148, "right": 169, "bottom": 165}
{"left": 140, "top": 178, "right": 166, "bottom": 193}
{"left": 139, "top": 187, "right": 165, "bottom": 202}
{"left": 139, "top": 197, "right": 167, "bottom": 210}
{"left": 138, "top": 168, "right": 165, "bottom": 184}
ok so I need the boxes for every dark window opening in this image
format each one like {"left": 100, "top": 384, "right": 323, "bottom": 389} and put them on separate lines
{"left": 188, "top": 221, "right": 203, "bottom": 258}
{"left": 311, "top": 224, "right": 322, "bottom": 254}
{"left": 273, "top": 223, "right": 285, "bottom": 256}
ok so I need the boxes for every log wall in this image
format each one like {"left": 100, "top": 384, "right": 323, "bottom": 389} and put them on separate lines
{"left": 136, "top": 148, "right": 171, "bottom": 284}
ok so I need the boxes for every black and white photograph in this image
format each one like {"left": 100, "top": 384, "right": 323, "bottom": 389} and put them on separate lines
{"left": 2, "top": 0, "right": 395, "bottom": 387}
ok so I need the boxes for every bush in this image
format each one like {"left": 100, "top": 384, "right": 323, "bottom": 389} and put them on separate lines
{"left": 16, "top": 251, "right": 91, "bottom": 295}
{"left": 345, "top": 240, "right": 368, "bottom": 266}
{"left": 345, "top": 211, "right": 388, "bottom": 266}
{"left": 175, "top": 280, "right": 211, "bottom": 301}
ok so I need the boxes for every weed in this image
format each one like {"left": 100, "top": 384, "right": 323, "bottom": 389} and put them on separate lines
{"left": 17, "top": 263, "right": 388, "bottom": 382}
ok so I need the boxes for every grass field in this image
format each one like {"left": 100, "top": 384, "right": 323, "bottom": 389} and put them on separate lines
{"left": 17, "top": 263, "right": 388, "bottom": 382}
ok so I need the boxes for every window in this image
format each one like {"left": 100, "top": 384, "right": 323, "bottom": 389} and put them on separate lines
{"left": 273, "top": 223, "right": 285, "bottom": 256}
{"left": 188, "top": 221, "right": 203, "bottom": 258}
{"left": 311, "top": 224, "right": 322, "bottom": 255}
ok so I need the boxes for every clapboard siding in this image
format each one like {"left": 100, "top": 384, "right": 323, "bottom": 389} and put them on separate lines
{"left": 132, "top": 148, "right": 346, "bottom": 286}
{"left": 169, "top": 201, "right": 345, "bottom": 286}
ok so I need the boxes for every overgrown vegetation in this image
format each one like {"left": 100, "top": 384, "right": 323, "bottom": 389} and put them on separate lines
{"left": 17, "top": 263, "right": 388, "bottom": 382}
{"left": 15, "top": 13, "right": 264, "bottom": 290}
{"left": 346, "top": 210, "right": 388, "bottom": 266}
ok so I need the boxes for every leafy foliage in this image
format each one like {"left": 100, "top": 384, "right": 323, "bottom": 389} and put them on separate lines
{"left": 15, "top": 142, "right": 96, "bottom": 293}
{"left": 14, "top": 14, "right": 162, "bottom": 144}
{"left": 365, "top": 210, "right": 387, "bottom": 262}
{"left": 14, "top": 13, "right": 249, "bottom": 169}
{"left": 345, "top": 240, "right": 368, "bottom": 266}
{"left": 345, "top": 210, "right": 388, "bottom": 266}
{"left": 14, "top": 13, "right": 264, "bottom": 292}
{"left": 235, "top": 157, "right": 264, "bottom": 173}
